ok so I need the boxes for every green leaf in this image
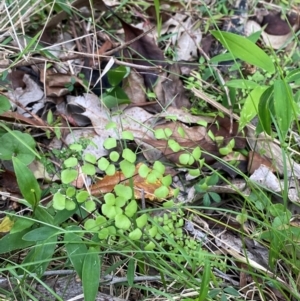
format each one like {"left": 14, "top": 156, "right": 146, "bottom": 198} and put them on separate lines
{"left": 104, "top": 193, "right": 116, "bottom": 205}
{"left": 98, "top": 157, "right": 110, "bottom": 170}
{"left": 239, "top": 86, "right": 268, "bottom": 131}
{"left": 11, "top": 218, "right": 35, "bottom": 234}
{"left": 127, "top": 258, "right": 135, "bottom": 286}
{"left": 0, "top": 95, "right": 11, "bottom": 113}
{"left": 64, "top": 157, "right": 78, "bottom": 168}
{"left": 161, "top": 174, "right": 172, "bottom": 187}
{"left": 84, "top": 153, "right": 97, "bottom": 164}
{"left": 154, "top": 186, "right": 169, "bottom": 199}
{"left": 125, "top": 200, "right": 138, "bottom": 217}
{"left": 65, "top": 229, "right": 88, "bottom": 278}
{"left": 0, "top": 131, "right": 36, "bottom": 164}
{"left": 168, "top": 139, "right": 181, "bottom": 152}
{"left": 82, "top": 247, "right": 101, "bottom": 301}
{"left": 61, "top": 169, "right": 78, "bottom": 184}
{"left": 257, "top": 86, "right": 273, "bottom": 135}
{"left": 115, "top": 214, "right": 131, "bottom": 230}
{"left": 109, "top": 151, "right": 119, "bottom": 162}
{"left": 115, "top": 184, "right": 132, "bottom": 199}
{"left": 120, "top": 160, "right": 135, "bottom": 178}
{"left": 129, "top": 228, "right": 142, "bottom": 240}
{"left": 107, "top": 65, "right": 128, "bottom": 86}
{"left": 273, "top": 79, "right": 293, "bottom": 139}
{"left": 22, "top": 226, "right": 59, "bottom": 241}
{"left": 136, "top": 214, "right": 148, "bottom": 228}
{"left": 106, "top": 164, "right": 116, "bottom": 175}
{"left": 102, "top": 204, "right": 117, "bottom": 219}
{"left": 82, "top": 163, "right": 96, "bottom": 175}
{"left": 0, "top": 229, "right": 34, "bottom": 254}
{"left": 153, "top": 161, "right": 165, "bottom": 175}
{"left": 85, "top": 200, "right": 96, "bottom": 212}
{"left": 138, "top": 163, "right": 150, "bottom": 178}
{"left": 104, "top": 137, "right": 117, "bottom": 149}
{"left": 76, "top": 191, "right": 89, "bottom": 203}
{"left": 53, "top": 191, "right": 66, "bottom": 210}
{"left": 211, "top": 30, "right": 275, "bottom": 74}
{"left": 198, "top": 261, "right": 211, "bottom": 301}
{"left": 21, "top": 234, "right": 57, "bottom": 276}
{"left": 122, "top": 131, "right": 134, "bottom": 140}
{"left": 226, "top": 79, "right": 259, "bottom": 90}
{"left": 12, "top": 156, "right": 41, "bottom": 208}
{"left": 122, "top": 148, "right": 136, "bottom": 163}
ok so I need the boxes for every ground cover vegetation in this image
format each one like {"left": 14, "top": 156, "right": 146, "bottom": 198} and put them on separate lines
{"left": 0, "top": 0, "right": 300, "bottom": 300}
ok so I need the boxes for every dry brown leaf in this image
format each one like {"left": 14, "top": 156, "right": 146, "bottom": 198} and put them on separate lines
{"left": 119, "top": 18, "right": 165, "bottom": 88}
{"left": 123, "top": 69, "right": 146, "bottom": 104}
{"left": 247, "top": 151, "right": 274, "bottom": 174}
{"left": 90, "top": 163, "right": 173, "bottom": 201}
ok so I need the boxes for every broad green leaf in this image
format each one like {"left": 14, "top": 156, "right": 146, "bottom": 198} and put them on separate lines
{"left": 22, "top": 226, "right": 59, "bottom": 241}
{"left": 21, "top": 234, "right": 57, "bottom": 276}
{"left": 11, "top": 218, "right": 34, "bottom": 234}
{"left": 0, "top": 95, "right": 11, "bottom": 113}
{"left": 0, "top": 131, "right": 36, "bottom": 164}
{"left": 273, "top": 80, "right": 293, "bottom": 139}
{"left": 211, "top": 30, "right": 275, "bottom": 74}
{"left": 239, "top": 86, "right": 268, "bottom": 131}
{"left": 34, "top": 206, "right": 55, "bottom": 225}
{"left": 0, "top": 229, "right": 34, "bottom": 254}
{"left": 12, "top": 157, "right": 41, "bottom": 208}
{"left": 226, "top": 79, "right": 259, "bottom": 89}
{"left": 65, "top": 229, "right": 88, "bottom": 278}
{"left": 257, "top": 86, "right": 274, "bottom": 135}
{"left": 82, "top": 247, "right": 101, "bottom": 301}
{"left": 107, "top": 65, "right": 128, "bottom": 86}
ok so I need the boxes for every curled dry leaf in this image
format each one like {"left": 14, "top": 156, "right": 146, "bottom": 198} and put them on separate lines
{"left": 119, "top": 18, "right": 165, "bottom": 88}
{"left": 175, "top": 18, "right": 202, "bottom": 61}
{"left": 90, "top": 163, "right": 173, "bottom": 202}
{"left": 6, "top": 74, "right": 44, "bottom": 115}
{"left": 245, "top": 19, "right": 297, "bottom": 50}
{"left": 123, "top": 69, "right": 146, "bottom": 104}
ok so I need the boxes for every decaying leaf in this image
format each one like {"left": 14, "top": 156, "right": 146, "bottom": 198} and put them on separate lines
{"left": 90, "top": 163, "right": 173, "bottom": 201}
{"left": 0, "top": 216, "right": 14, "bottom": 233}
{"left": 247, "top": 151, "right": 274, "bottom": 174}
{"left": 119, "top": 18, "right": 165, "bottom": 88}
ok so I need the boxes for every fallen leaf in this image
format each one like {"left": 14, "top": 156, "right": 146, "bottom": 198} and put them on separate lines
{"left": 119, "top": 18, "right": 165, "bottom": 88}
{"left": 0, "top": 216, "right": 14, "bottom": 233}
{"left": 90, "top": 163, "right": 173, "bottom": 201}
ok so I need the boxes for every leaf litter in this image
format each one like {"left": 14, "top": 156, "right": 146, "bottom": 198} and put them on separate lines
{"left": 1, "top": 0, "right": 300, "bottom": 300}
